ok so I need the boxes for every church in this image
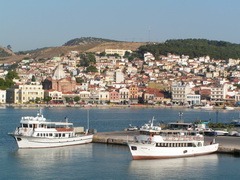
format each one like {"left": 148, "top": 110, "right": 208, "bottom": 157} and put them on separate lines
{"left": 42, "top": 64, "right": 76, "bottom": 93}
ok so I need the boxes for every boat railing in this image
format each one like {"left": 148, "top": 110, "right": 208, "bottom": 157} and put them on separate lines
{"left": 162, "top": 136, "right": 204, "bottom": 141}
{"left": 56, "top": 127, "right": 73, "bottom": 132}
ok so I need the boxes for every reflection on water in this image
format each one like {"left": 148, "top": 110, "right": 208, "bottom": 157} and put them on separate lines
{"left": 13, "top": 144, "right": 93, "bottom": 169}
{"left": 128, "top": 154, "right": 219, "bottom": 180}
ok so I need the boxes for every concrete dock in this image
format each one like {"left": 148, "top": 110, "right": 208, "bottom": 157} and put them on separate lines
{"left": 93, "top": 131, "right": 240, "bottom": 155}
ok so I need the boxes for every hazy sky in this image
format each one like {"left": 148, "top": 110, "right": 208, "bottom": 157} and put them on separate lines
{"left": 1, "top": 0, "right": 240, "bottom": 52}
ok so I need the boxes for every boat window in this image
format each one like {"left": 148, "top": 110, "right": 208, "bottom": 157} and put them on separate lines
{"left": 49, "top": 133, "right": 53, "bottom": 137}
{"left": 29, "top": 124, "right": 33, "bottom": 128}
{"left": 131, "top": 146, "right": 137, "bottom": 150}
{"left": 188, "top": 143, "right": 193, "bottom": 147}
{"left": 40, "top": 133, "right": 42, "bottom": 137}
{"left": 37, "top": 133, "right": 39, "bottom": 136}
{"left": 46, "top": 133, "right": 48, "bottom": 137}
{"left": 23, "top": 124, "right": 28, "bottom": 128}
{"left": 63, "top": 133, "right": 65, "bottom": 137}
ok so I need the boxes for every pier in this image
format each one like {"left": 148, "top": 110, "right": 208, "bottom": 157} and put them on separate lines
{"left": 93, "top": 131, "right": 240, "bottom": 155}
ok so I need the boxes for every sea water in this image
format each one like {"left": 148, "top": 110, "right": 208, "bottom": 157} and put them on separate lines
{"left": 0, "top": 107, "right": 239, "bottom": 180}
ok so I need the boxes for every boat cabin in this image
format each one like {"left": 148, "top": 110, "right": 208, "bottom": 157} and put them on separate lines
{"left": 168, "top": 122, "right": 194, "bottom": 130}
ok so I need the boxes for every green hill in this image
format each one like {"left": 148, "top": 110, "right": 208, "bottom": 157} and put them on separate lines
{"left": 138, "top": 39, "right": 240, "bottom": 59}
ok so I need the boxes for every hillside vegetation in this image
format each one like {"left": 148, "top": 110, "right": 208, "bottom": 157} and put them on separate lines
{"left": 2, "top": 38, "right": 240, "bottom": 63}
{"left": 0, "top": 46, "right": 15, "bottom": 57}
{"left": 138, "top": 39, "right": 240, "bottom": 59}
{"left": 63, "top": 37, "right": 120, "bottom": 46}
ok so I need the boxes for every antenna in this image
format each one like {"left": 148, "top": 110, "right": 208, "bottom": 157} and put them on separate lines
{"left": 86, "top": 109, "right": 90, "bottom": 135}
{"left": 65, "top": 116, "right": 69, "bottom": 129}
{"left": 148, "top": 26, "right": 151, "bottom": 43}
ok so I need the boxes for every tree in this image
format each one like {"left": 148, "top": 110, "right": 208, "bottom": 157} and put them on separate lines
{"left": 44, "top": 96, "right": 52, "bottom": 104}
{"left": 124, "top": 51, "right": 131, "bottom": 58}
{"left": 74, "top": 96, "right": 80, "bottom": 103}
{"left": 99, "top": 51, "right": 106, "bottom": 57}
{"left": 6, "top": 70, "right": 19, "bottom": 80}
{"left": 31, "top": 75, "right": 36, "bottom": 82}
{"left": 86, "top": 65, "right": 98, "bottom": 73}
{"left": 65, "top": 97, "right": 70, "bottom": 103}
{"left": 35, "top": 97, "right": 41, "bottom": 104}
{"left": 80, "top": 53, "right": 96, "bottom": 67}
{"left": 7, "top": 45, "right": 12, "bottom": 51}
{"left": 8, "top": 63, "right": 18, "bottom": 70}
{"left": 76, "top": 77, "right": 84, "bottom": 83}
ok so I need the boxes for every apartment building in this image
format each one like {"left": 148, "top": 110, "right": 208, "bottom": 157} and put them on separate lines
{"left": 99, "top": 91, "right": 110, "bottom": 104}
{"left": 44, "top": 90, "right": 63, "bottom": 103}
{"left": 105, "top": 49, "right": 132, "bottom": 57}
{"left": 171, "top": 85, "right": 191, "bottom": 105}
{"left": 6, "top": 82, "right": 44, "bottom": 104}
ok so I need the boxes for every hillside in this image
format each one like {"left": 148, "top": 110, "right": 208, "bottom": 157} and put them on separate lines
{"left": 0, "top": 46, "right": 15, "bottom": 57}
{"left": 0, "top": 41, "right": 147, "bottom": 62}
{"left": 63, "top": 37, "right": 120, "bottom": 46}
{"left": 138, "top": 39, "right": 240, "bottom": 59}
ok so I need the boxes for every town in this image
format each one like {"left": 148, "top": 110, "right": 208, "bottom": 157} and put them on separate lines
{"left": 0, "top": 47, "right": 240, "bottom": 108}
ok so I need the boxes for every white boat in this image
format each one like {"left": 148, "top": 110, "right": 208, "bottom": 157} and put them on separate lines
{"left": 127, "top": 117, "right": 218, "bottom": 160}
{"left": 201, "top": 104, "right": 213, "bottom": 110}
{"left": 223, "top": 106, "right": 234, "bottom": 110}
{"left": 9, "top": 110, "right": 93, "bottom": 149}
{"left": 126, "top": 124, "right": 138, "bottom": 131}
{"left": 215, "top": 130, "right": 229, "bottom": 136}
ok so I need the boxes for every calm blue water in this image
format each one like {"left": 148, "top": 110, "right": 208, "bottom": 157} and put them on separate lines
{"left": 0, "top": 107, "right": 239, "bottom": 180}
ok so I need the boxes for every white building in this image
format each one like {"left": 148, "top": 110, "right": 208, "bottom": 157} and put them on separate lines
{"left": 105, "top": 49, "right": 132, "bottom": 57}
{"left": 99, "top": 91, "right": 110, "bottom": 104}
{"left": 0, "top": 90, "right": 6, "bottom": 103}
{"left": 186, "top": 94, "right": 201, "bottom": 105}
{"left": 44, "top": 90, "right": 63, "bottom": 103}
{"left": 6, "top": 82, "right": 44, "bottom": 104}
{"left": 171, "top": 84, "right": 191, "bottom": 105}
{"left": 115, "top": 70, "right": 124, "bottom": 83}
{"left": 119, "top": 87, "right": 129, "bottom": 104}
{"left": 144, "top": 52, "right": 155, "bottom": 62}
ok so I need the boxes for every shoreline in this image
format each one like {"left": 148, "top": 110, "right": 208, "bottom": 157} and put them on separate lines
{"left": 1, "top": 103, "right": 240, "bottom": 110}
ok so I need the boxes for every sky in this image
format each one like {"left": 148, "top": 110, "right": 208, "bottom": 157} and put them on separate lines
{"left": 1, "top": 0, "right": 240, "bottom": 52}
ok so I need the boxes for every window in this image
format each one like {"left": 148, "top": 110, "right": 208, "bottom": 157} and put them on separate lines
{"left": 131, "top": 146, "right": 137, "bottom": 150}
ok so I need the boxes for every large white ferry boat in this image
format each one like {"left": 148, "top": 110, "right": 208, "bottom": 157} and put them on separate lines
{"left": 9, "top": 110, "right": 93, "bottom": 149}
{"left": 127, "top": 117, "right": 219, "bottom": 160}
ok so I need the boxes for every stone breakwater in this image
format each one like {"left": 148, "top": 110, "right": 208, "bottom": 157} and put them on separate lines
{"left": 93, "top": 131, "right": 240, "bottom": 155}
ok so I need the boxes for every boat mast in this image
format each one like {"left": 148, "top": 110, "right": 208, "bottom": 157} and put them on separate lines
{"left": 65, "top": 116, "right": 69, "bottom": 129}
{"left": 151, "top": 116, "right": 155, "bottom": 127}
{"left": 87, "top": 110, "right": 90, "bottom": 132}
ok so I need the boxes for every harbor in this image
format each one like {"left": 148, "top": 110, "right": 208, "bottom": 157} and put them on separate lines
{"left": 1, "top": 107, "right": 240, "bottom": 179}
{"left": 93, "top": 131, "right": 240, "bottom": 155}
